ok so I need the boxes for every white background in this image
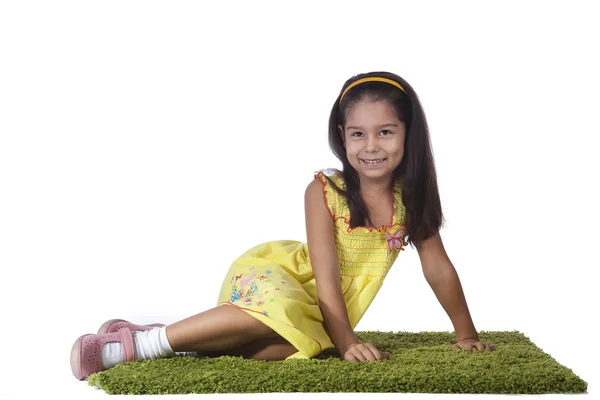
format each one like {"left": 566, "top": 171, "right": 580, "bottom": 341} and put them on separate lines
{"left": 1, "top": 1, "right": 598, "bottom": 399}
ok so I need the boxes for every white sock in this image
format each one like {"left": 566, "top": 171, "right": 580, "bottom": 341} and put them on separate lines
{"left": 102, "top": 327, "right": 197, "bottom": 368}
{"left": 102, "top": 342, "right": 125, "bottom": 369}
{"left": 135, "top": 326, "right": 175, "bottom": 360}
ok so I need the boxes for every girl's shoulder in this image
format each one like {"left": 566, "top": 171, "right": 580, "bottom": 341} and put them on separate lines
{"left": 313, "top": 168, "right": 344, "bottom": 186}
{"left": 313, "top": 168, "right": 346, "bottom": 192}
{"left": 312, "top": 168, "right": 347, "bottom": 218}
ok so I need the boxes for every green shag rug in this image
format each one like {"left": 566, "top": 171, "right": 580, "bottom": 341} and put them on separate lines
{"left": 87, "top": 330, "right": 587, "bottom": 395}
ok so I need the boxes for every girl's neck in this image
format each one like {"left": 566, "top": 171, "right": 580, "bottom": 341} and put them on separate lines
{"left": 359, "top": 176, "right": 395, "bottom": 200}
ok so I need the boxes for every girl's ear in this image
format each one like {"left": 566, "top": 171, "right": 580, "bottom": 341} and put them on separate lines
{"left": 338, "top": 124, "right": 345, "bottom": 147}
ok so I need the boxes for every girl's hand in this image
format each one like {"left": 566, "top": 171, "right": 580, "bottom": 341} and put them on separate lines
{"left": 341, "top": 342, "right": 390, "bottom": 363}
{"left": 452, "top": 338, "right": 496, "bottom": 352}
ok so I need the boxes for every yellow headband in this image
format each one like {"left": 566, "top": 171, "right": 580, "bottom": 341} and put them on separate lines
{"left": 339, "top": 77, "right": 405, "bottom": 104}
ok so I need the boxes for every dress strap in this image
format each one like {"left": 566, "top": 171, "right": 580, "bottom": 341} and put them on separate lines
{"left": 313, "top": 168, "right": 347, "bottom": 220}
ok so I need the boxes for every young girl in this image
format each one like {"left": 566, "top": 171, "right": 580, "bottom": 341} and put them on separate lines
{"left": 71, "top": 71, "right": 495, "bottom": 381}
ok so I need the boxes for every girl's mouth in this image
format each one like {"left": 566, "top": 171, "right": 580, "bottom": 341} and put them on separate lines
{"left": 361, "top": 158, "right": 386, "bottom": 166}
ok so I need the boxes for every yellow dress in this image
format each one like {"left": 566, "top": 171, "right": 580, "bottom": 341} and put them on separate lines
{"left": 216, "top": 168, "right": 408, "bottom": 359}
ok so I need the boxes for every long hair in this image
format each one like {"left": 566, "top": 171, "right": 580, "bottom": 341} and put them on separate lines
{"left": 324, "top": 71, "right": 445, "bottom": 249}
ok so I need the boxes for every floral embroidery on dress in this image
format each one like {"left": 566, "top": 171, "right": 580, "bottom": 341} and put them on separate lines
{"left": 230, "top": 273, "right": 243, "bottom": 284}
{"left": 385, "top": 228, "right": 408, "bottom": 253}
{"left": 228, "top": 271, "right": 278, "bottom": 307}
{"left": 230, "top": 288, "right": 242, "bottom": 302}
{"left": 240, "top": 272, "right": 256, "bottom": 287}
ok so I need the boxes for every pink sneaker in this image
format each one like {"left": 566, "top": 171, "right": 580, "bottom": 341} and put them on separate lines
{"left": 97, "top": 319, "right": 165, "bottom": 335}
{"left": 70, "top": 327, "right": 136, "bottom": 380}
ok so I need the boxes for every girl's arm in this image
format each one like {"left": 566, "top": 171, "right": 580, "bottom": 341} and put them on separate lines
{"left": 305, "top": 179, "right": 359, "bottom": 355}
{"left": 417, "top": 232, "right": 479, "bottom": 342}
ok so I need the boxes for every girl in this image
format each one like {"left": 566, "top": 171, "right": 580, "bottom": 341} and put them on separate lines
{"left": 71, "top": 71, "right": 495, "bottom": 381}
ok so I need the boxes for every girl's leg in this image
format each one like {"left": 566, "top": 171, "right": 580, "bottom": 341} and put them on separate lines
{"left": 166, "top": 304, "right": 279, "bottom": 353}
{"left": 72, "top": 304, "right": 293, "bottom": 379}
{"left": 202, "top": 335, "right": 299, "bottom": 361}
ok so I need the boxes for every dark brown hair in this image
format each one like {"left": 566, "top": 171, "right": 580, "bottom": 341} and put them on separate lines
{"left": 324, "top": 71, "right": 446, "bottom": 249}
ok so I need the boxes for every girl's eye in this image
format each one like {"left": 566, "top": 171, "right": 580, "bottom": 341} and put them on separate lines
{"left": 351, "top": 130, "right": 392, "bottom": 137}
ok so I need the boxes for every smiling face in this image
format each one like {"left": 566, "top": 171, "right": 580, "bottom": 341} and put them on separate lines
{"left": 339, "top": 98, "right": 406, "bottom": 185}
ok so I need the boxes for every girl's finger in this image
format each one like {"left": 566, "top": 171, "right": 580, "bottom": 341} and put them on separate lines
{"left": 351, "top": 349, "right": 367, "bottom": 363}
{"left": 363, "top": 343, "right": 383, "bottom": 360}
{"left": 346, "top": 353, "right": 359, "bottom": 363}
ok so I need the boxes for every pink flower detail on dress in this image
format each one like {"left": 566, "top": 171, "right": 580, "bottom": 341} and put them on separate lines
{"left": 245, "top": 298, "right": 253, "bottom": 302}
{"left": 385, "top": 229, "right": 405, "bottom": 253}
{"left": 275, "top": 287, "right": 280, "bottom": 291}
{"left": 240, "top": 273, "right": 256, "bottom": 287}
{"left": 257, "top": 301, "right": 264, "bottom": 306}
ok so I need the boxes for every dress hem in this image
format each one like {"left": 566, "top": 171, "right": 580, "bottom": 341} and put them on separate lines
{"left": 218, "top": 301, "right": 330, "bottom": 360}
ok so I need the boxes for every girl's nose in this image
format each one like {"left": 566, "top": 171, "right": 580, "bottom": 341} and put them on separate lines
{"left": 365, "top": 136, "right": 380, "bottom": 151}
